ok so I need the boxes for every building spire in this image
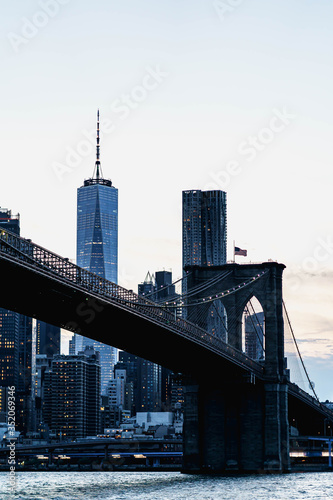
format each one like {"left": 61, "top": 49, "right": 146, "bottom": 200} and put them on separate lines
{"left": 84, "top": 110, "right": 112, "bottom": 187}
{"left": 95, "top": 109, "right": 101, "bottom": 180}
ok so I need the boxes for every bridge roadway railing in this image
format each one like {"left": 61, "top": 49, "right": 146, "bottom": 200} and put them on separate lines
{"left": 0, "top": 229, "right": 263, "bottom": 375}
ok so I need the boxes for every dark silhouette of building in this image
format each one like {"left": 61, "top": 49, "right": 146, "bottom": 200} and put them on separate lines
{"left": 0, "top": 309, "right": 19, "bottom": 388}
{"left": 36, "top": 320, "right": 60, "bottom": 357}
{"left": 17, "top": 314, "right": 33, "bottom": 434}
{"left": 138, "top": 271, "right": 155, "bottom": 297}
{"left": 137, "top": 270, "right": 182, "bottom": 412}
{"left": 44, "top": 346, "right": 101, "bottom": 439}
{"left": 33, "top": 354, "right": 52, "bottom": 435}
{"left": 0, "top": 387, "right": 9, "bottom": 423}
{"left": 117, "top": 352, "right": 161, "bottom": 414}
{"left": 0, "top": 208, "right": 20, "bottom": 389}
{"left": 0, "top": 208, "right": 33, "bottom": 433}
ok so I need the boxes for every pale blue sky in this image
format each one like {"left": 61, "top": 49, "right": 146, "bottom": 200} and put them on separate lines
{"left": 1, "top": 0, "right": 333, "bottom": 399}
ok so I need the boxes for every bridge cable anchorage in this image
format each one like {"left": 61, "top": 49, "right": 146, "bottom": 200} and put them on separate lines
{"left": 282, "top": 300, "right": 320, "bottom": 402}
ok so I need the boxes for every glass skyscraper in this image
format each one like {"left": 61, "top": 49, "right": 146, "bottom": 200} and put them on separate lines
{"left": 182, "top": 190, "right": 228, "bottom": 340}
{"left": 182, "top": 189, "right": 227, "bottom": 268}
{"left": 77, "top": 180, "right": 118, "bottom": 282}
{"left": 74, "top": 111, "right": 118, "bottom": 394}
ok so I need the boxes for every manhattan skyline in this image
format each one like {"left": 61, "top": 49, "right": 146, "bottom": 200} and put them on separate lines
{"left": 1, "top": 1, "right": 333, "bottom": 400}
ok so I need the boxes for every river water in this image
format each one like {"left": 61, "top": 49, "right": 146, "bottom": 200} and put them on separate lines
{"left": 0, "top": 471, "right": 332, "bottom": 499}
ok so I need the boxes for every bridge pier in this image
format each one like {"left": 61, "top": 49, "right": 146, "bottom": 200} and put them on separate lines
{"left": 182, "top": 262, "right": 291, "bottom": 474}
{"left": 182, "top": 383, "right": 201, "bottom": 471}
{"left": 263, "top": 383, "right": 290, "bottom": 472}
{"left": 182, "top": 376, "right": 290, "bottom": 474}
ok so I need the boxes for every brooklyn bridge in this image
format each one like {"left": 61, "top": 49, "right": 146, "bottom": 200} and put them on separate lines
{"left": 0, "top": 228, "right": 332, "bottom": 473}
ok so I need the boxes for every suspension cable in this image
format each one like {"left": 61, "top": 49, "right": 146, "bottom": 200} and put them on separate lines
{"left": 282, "top": 300, "right": 319, "bottom": 402}
{"left": 167, "top": 270, "right": 269, "bottom": 308}
{"left": 244, "top": 303, "right": 265, "bottom": 354}
{"left": 247, "top": 299, "right": 265, "bottom": 350}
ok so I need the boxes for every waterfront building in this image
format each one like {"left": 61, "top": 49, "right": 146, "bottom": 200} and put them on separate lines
{"left": 0, "top": 209, "right": 60, "bottom": 434}
{"left": 17, "top": 314, "right": 33, "bottom": 434}
{"left": 45, "top": 346, "right": 101, "bottom": 439}
{"left": 0, "top": 309, "right": 19, "bottom": 388}
{"left": 0, "top": 209, "right": 20, "bottom": 389}
{"left": 74, "top": 111, "right": 118, "bottom": 393}
{"left": 0, "top": 208, "right": 34, "bottom": 433}
{"left": 33, "top": 354, "right": 52, "bottom": 434}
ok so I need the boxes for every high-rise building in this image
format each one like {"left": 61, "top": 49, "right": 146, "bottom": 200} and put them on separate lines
{"left": 138, "top": 270, "right": 180, "bottom": 412}
{"left": 138, "top": 270, "right": 182, "bottom": 412}
{"left": 0, "top": 208, "right": 20, "bottom": 235}
{"left": 138, "top": 271, "right": 155, "bottom": 298}
{"left": 44, "top": 346, "right": 101, "bottom": 439}
{"left": 74, "top": 111, "right": 118, "bottom": 393}
{"left": 244, "top": 311, "right": 265, "bottom": 361}
{"left": 155, "top": 271, "right": 176, "bottom": 301}
{"left": 17, "top": 315, "right": 33, "bottom": 434}
{"left": 0, "top": 387, "right": 9, "bottom": 423}
{"left": 106, "top": 366, "right": 133, "bottom": 420}
{"left": 76, "top": 111, "right": 118, "bottom": 282}
{"left": 0, "top": 309, "right": 19, "bottom": 388}
{"left": 138, "top": 270, "right": 177, "bottom": 304}
{"left": 36, "top": 320, "right": 60, "bottom": 357}
{"left": 0, "top": 208, "right": 33, "bottom": 433}
{"left": 68, "top": 335, "right": 76, "bottom": 355}
{"left": 118, "top": 351, "right": 162, "bottom": 414}
{"left": 0, "top": 209, "right": 21, "bottom": 391}
{"left": 182, "top": 190, "right": 227, "bottom": 268}
{"left": 182, "top": 190, "right": 228, "bottom": 339}
{"left": 33, "top": 354, "right": 52, "bottom": 434}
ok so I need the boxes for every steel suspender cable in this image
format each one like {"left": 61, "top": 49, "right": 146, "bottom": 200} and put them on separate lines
{"left": 282, "top": 300, "right": 319, "bottom": 402}
{"left": 244, "top": 304, "right": 265, "bottom": 354}
{"left": 142, "top": 273, "right": 189, "bottom": 299}
{"left": 247, "top": 299, "right": 265, "bottom": 352}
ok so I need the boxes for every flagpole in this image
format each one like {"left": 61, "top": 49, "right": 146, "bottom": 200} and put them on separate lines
{"left": 233, "top": 240, "right": 235, "bottom": 263}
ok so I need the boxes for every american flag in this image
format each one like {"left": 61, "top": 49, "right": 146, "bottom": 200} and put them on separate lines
{"left": 235, "top": 246, "right": 247, "bottom": 257}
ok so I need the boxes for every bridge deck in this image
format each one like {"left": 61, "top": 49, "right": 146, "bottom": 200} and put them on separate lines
{"left": 0, "top": 229, "right": 263, "bottom": 377}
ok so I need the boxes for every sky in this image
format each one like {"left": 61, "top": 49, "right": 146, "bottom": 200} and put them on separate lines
{"left": 1, "top": 0, "right": 333, "bottom": 399}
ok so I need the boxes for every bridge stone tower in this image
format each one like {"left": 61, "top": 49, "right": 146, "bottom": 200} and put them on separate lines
{"left": 182, "top": 262, "right": 290, "bottom": 473}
